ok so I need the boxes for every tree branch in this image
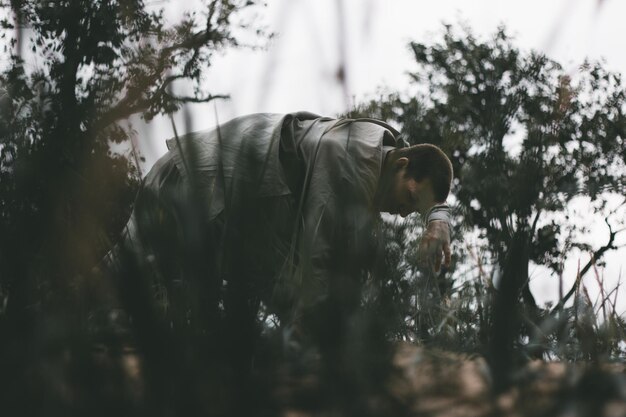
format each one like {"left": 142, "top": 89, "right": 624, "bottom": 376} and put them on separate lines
{"left": 164, "top": 93, "right": 229, "bottom": 103}
{"left": 530, "top": 209, "right": 541, "bottom": 238}
{"left": 94, "top": 1, "right": 238, "bottom": 127}
{"left": 550, "top": 217, "right": 619, "bottom": 315}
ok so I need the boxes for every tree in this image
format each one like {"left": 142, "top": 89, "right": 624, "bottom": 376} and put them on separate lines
{"left": 0, "top": 1, "right": 265, "bottom": 413}
{"left": 349, "top": 25, "right": 626, "bottom": 372}
{"left": 0, "top": 0, "right": 263, "bottom": 316}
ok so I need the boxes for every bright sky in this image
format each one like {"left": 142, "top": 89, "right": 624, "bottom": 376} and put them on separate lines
{"left": 132, "top": 0, "right": 626, "bottom": 314}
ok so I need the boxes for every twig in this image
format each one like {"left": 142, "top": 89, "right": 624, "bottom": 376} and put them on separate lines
{"left": 595, "top": 283, "right": 620, "bottom": 317}
{"left": 592, "top": 261, "right": 607, "bottom": 323}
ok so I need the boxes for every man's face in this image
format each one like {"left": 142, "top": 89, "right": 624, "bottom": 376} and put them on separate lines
{"left": 384, "top": 157, "right": 436, "bottom": 218}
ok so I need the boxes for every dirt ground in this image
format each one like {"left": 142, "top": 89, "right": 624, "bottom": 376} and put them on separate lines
{"left": 387, "top": 344, "right": 626, "bottom": 417}
{"left": 88, "top": 341, "right": 626, "bottom": 417}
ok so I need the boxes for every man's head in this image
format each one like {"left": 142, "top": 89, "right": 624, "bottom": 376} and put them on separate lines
{"left": 378, "top": 144, "right": 453, "bottom": 217}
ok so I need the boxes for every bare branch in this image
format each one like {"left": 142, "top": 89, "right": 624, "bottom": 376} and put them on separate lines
{"left": 93, "top": 1, "right": 243, "bottom": 127}
{"left": 164, "top": 93, "right": 229, "bottom": 103}
{"left": 530, "top": 209, "right": 541, "bottom": 237}
{"left": 550, "top": 217, "right": 618, "bottom": 315}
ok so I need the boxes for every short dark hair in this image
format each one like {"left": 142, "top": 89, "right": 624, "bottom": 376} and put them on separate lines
{"left": 394, "top": 144, "right": 453, "bottom": 202}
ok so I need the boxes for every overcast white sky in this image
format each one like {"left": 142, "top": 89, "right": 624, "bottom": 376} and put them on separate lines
{"left": 132, "top": 0, "right": 626, "bottom": 313}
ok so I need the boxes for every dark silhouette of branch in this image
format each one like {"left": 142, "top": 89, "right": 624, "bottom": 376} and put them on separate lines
{"left": 94, "top": 1, "right": 244, "bottom": 127}
{"left": 529, "top": 208, "right": 542, "bottom": 238}
{"left": 550, "top": 218, "right": 620, "bottom": 315}
{"left": 165, "top": 93, "right": 229, "bottom": 103}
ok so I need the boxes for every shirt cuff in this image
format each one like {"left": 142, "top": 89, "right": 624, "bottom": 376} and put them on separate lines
{"left": 424, "top": 204, "right": 452, "bottom": 227}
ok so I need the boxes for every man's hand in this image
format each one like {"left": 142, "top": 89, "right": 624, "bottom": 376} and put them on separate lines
{"left": 418, "top": 220, "right": 451, "bottom": 273}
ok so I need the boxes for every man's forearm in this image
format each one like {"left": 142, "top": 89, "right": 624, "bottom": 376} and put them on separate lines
{"left": 424, "top": 203, "right": 452, "bottom": 228}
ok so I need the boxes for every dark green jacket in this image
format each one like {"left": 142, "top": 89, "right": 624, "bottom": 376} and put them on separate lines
{"left": 133, "top": 112, "right": 403, "bottom": 308}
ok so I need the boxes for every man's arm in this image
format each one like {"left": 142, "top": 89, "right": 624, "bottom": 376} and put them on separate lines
{"left": 418, "top": 204, "right": 452, "bottom": 273}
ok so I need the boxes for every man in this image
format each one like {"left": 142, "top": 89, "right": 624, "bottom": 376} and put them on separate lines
{"left": 110, "top": 111, "right": 453, "bottom": 327}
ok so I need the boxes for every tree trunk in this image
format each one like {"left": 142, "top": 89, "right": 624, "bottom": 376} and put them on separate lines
{"left": 489, "top": 229, "right": 529, "bottom": 393}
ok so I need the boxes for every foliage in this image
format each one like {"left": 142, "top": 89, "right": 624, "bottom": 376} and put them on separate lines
{"left": 347, "top": 25, "right": 626, "bottom": 365}
{"left": 0, "top": 0, "right": 263, "bottom": 311}
{"left": 0, "top": 1, "right": 266, "bottom": 415}
{"left": 0, "top": 5, "right": 625, "bottom": 412}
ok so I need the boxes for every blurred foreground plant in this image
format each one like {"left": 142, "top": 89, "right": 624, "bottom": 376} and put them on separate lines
{"left": 0, "top": 0, "right": 265, "bottom": 415}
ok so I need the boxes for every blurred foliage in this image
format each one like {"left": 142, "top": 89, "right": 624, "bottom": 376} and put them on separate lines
{"left": 0, "top": 2, "right": 624, "bottom": 413}
{"left": 0, "top": 0, "right": 264, "bottom": 315}
{"left": 0, "top": 1, "right": 267, "bottom": 415}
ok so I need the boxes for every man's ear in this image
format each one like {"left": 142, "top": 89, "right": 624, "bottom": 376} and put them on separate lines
{"left": 394, "top": 157, "right": 409, "bottom": 168}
